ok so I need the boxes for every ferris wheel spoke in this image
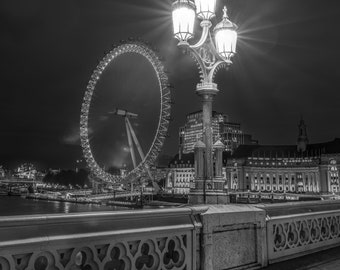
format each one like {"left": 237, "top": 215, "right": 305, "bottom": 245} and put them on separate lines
{"left": 126, "top": 117, "right": 145, "bottom": 162}
{"left": 125, "top": 117, "right": 137, "bottom": 169}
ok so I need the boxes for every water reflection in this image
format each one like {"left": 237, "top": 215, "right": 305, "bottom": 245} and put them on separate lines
{"left": 64, "top": 202, "right": 70, "bottom": 214}
{"left": 0, "top": 196, "right": 121, "bottom": 216}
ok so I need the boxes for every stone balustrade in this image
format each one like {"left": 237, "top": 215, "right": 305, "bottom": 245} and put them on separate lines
{"left": 0, "top": 207, "right": 206, "bottom": 270}
{"left": 263, "top": 200, "right": 340, "bottom": 264}
{"left": 1, "top": 201, "right": 340, "bottom": 269}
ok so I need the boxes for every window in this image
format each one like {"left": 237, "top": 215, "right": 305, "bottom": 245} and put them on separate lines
{"left": 285, "top": 174, "right": 289, "bottom": 185}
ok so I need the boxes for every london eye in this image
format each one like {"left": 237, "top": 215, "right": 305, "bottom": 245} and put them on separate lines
{"left": 80, "top": 40, "right": 171, "bottom": 184}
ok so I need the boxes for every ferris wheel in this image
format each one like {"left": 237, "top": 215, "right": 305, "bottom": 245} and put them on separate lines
{"left": 80, "top": 40, "right": 171, "bottom": 183}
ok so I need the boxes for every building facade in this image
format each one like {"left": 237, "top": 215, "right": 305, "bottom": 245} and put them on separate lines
{"left": 169, "top": 119, "right": 340, "bottom": 195}
{"left": 166, "top": 153, "right": 195, "bottom": 194}
{"left": 166, "top": 153, "right": 228, "bottom": 194}
{"left": 179, "top": 110, "right": 256, "bottom": 154}
{"left": 226, "top": 120, "right": 340, "bottom": 194}
{"left": 14, "top": 163, "right": 37, "bottom": 180}
{"left": 227, "top": 147, "right": 322, "bottom": 193}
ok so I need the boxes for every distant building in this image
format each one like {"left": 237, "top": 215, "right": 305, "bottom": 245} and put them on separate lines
{"left": 169, "top": 118, "right": 340, "bottom": 195}
{"left": 151, "top": 166, "right": 169, "bottom": 183}
{"left": 14, "top": 163, "right": 37, "bottom": 179}
{"left": 227, "top": 119, "right": 340, "bottom": 194}
{"left": 179, "top": 110, "right": 256, "bottom": 155}
{"left": 166, "top": 153, "right": 228, "bottom": 194}
{"left": 166, "top": 153, "right": 195, "bottom": 194}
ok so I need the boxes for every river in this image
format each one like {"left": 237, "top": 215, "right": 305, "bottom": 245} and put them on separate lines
{"left": 0, "top": 196, "right": 132, "bottom": 216}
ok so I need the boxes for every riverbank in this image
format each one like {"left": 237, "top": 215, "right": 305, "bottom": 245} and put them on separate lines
{"left": 25, "top": 194, "right": 102, "bottom": 205}
{"left": 0, "top": 196, "right": 124, "bottom": 216}
{"left": 25, "top": 194, "right": 170, "bottom": 209}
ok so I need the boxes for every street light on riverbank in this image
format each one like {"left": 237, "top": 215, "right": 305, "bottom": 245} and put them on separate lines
{"left": 171, "top": 0, "right": 238, "bottom": 204}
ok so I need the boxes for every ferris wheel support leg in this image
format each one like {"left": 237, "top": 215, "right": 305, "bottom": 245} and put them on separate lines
{"left": 125, "top": 118, "right": 137, "bottom": 169}
{"left": 145, "top": 167, "right": 154, "bottom": 181}
{"left": 127, "top": 118, "right": 155, "bottom": 180}
{"left": 126, "top": 118, "right": 145, "bottom": 160}
{"left": 127, "top": 118, "right": 156, "bottom": 188}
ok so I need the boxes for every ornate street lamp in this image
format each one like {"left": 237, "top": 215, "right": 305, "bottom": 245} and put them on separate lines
{"left": 194, "top": 0, "right": 217, "bottom": 20}
{"left": 172, "top": 0, "right": 196, "bottom": 44}
{"left": 214, "top": 6, "right": 238, "bottom": 62}
{"left": 171, "top": 0, "right": 238, "bottom": 204}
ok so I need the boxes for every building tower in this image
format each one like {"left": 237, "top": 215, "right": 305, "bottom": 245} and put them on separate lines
{"left": 297, "top": 117, "right": 308, "bottom": 152}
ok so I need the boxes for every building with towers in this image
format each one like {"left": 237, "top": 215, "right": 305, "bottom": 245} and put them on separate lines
{"left": 167, "top": 118, "right": 340, "bottom": 195}
{"left": 226, "top": 118, "right": 340, "bottom": 194}
{"left": 178, "top": 110, "right": 257, "bottom": 155}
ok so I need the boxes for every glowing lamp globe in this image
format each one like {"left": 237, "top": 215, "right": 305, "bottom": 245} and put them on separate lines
{"left": 172, "top": 0, "right": 196, "bottom": 43}
{"left": 213, "top": 7, "right": 238, "bottom": 61}
{"left": 194, "top": 0, "right": 216, "bottom": 20}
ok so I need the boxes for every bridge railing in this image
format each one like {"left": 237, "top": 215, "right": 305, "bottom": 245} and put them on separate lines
{"left": 2, "top": 200, "right": 340, "bottom": 270}
{"left": 0, "top": 207, "right": 207, "bottom": 270}
{"left": 264, "top": 200, "right": 340, "bottom": 264}
{"left": 193, "top": 200, "right": 340, "bottom": 269}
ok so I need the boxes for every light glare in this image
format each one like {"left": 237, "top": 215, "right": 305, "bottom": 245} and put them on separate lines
{"left": 215, "top": 29, "right": 237, "bottom": 60}
{"left": 172, "top": 5, "right": 196, "bottom": 41}
{"left": 194, "top": 0, "right": 216, "bottom": 20}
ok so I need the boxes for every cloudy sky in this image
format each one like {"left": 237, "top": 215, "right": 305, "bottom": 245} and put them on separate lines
{"left": 1, "top": 0, "right": 340, "bottom": 169}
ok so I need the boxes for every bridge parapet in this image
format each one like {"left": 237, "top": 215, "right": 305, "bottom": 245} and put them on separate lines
{"left": 0, "top": 207, "right": 207, "bottom": 270}
{"left": 198, "top": 201, "right": 340, "bottom": 269}
{"left": 262, "top": 200, "right": 340, "bottom": 264}
{"left": 2, "top": 201, "right": 340, "bottom": 269}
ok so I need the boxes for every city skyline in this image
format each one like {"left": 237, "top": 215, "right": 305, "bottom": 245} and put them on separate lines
{"left": 2, "top": 0, "right": 340, "bottom": 169}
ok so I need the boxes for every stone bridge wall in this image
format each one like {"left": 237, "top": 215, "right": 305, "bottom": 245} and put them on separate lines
{"left": 1, "top": 201, "right": 340, "bottom": 269}
{"left": 0, "top": 207, "right": 206, "bottom": 270}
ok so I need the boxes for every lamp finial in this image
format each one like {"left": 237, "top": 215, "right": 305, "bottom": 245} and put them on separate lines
{"left": 223, "top": 6, "right": 228, "bottom": 19}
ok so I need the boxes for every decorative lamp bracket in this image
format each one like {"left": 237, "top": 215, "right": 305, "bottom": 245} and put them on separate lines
{"left": 180, "top": 21, "right": 232, "bottom": 84}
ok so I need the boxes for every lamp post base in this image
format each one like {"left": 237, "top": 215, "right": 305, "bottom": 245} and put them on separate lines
{"left": 189, "top": 190, "right": 229, "bottom": 205}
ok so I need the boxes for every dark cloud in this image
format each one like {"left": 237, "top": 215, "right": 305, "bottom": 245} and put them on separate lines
{"left": 1, "top": 0, "right": 340, "bottom": 169}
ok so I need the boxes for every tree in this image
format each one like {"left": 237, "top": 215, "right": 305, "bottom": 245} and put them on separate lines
{"left": 43, "top": 169, "right": 91, "bottom": 187}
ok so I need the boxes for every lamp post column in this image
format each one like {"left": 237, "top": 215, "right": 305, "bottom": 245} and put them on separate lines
{"left": 197, "top": 83, "right": 218, "bottom": 184}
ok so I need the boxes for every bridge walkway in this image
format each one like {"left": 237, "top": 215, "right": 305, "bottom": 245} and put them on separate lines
{"left": 263, "top": 245, "right": 340, "bottom": 270}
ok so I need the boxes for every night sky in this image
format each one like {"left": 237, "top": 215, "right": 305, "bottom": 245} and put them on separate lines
{"left": 1, "top": 0, "right": 340, "bottom": 170}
